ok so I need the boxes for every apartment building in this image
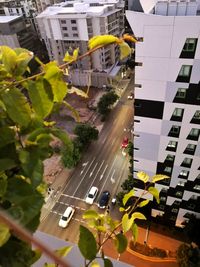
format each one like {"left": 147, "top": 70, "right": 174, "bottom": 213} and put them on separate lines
{"left": 126, "top": 0, "right": 200, "bottom": 227}
{"left": 36, "top": 0, "right": 124, "bottom": 87}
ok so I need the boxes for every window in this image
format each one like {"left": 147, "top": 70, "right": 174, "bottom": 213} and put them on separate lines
{"left": 172, "top": 208, "right": 178, "bottom": 213}
{"left": 190, "top": 110, "right": 200, "bottom": 124}
{"left": 175, "top": 191, "right": 183, "bottom": 197}
{"left": 168, "top": 125, "right": 180, "bottom": 138}
{"left": 61, "top": 20, "right": 66, "bottom": 24}
{"left": 72, "top": 27, "right": 77, "bottom": 31}
{"left": 194, "top": 185, "right": 200, "bottom": 191}
{"left": 160, "top": 196, "right": 166, "bottom": 202}
{"left": 181, "top": 157, "right": 193, "bottom": 168}
{"left": 187, "top": 128, "right": 200, "bottom": 141}
{"left": 62, "top": 27, "right": 67, "bottom": 31}
{"left": 175, "top": 88, "right": 187, "bottom": 99}
{"left": 184, "top": 144, "right": 196, "bottom": 155}
{"left": 178, "top": 65, "right": 191, "bottom": 77}
{"left": 179, "top": 170, "right": 189, "bottom": 179}
{"left": 166, "top": 141, "right": 177, "bottom": 152}
{"left": 71, "top": 20, "right": 76, "bottom": 24}
{"left": 183, "top": 38, "right": 197, "bottom": 52}
{"left": 178, "top": 181, "right": 185, "bottom": 187}
{"left": 64, "top": 33, "right": 69, "bottom": 37}
{"left": 164, "top": 166, "right": 172, "bottom": 174}
{"left": 73, "top": 34, "right": 78, "bottom": 37}
{"left": 171, "top": 108, "right": 184, "bottom": 121}
{"left": 165, "top": 154, "right": 175, "bottom": 162}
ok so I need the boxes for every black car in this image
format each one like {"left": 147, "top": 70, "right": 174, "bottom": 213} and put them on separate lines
{"left": 98, "top": 191, "right": 110, "bottom": 209}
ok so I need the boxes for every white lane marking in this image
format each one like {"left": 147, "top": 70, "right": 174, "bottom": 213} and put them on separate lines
{"left": 110, "top": 169, "right": 116, "bottom": 184}
{"left": 81, "top": 161, "right": 88, "bottom": 174}
{"left": 90, "top": 162, "right": 98, "bottom": 177}
{"left": 55, "top": 201, "right": 86, "bottom": 211}
{"left": 102, "top": 136, "right": 107, "bottom": 144}
{"left": 111, "top": 137, "right": 116, "bottom": 146}
{"left": 73, "top": 157, "right": 96, "bottom": 196}
{"left": 113, "top": 118, "right": 117, "bottom": 125}
{"left": 60, "top": 194, "right": 84, "bottom": 201}
{"left": 100, "top": 164, "right": 108, "bottom": 180}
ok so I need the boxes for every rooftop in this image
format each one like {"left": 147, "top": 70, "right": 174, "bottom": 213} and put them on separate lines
{"left": 0, "top": 15, "right": 21, "bottom": 23}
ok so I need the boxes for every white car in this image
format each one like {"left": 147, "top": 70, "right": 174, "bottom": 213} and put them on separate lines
{"left": 58, "top": 206, "right": 75, "bottom": 228}
{"left": 127, "top": 95, "right": 133, "bottom": 99}
{"left": 85, "top": 186, "right": 98, "bottom": 204}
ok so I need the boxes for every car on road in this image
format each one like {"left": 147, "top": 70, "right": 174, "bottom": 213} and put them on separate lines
{"left": 121, "top": 137, "right": 129, "bottom": 149}
{"left": 58, "top": 206, "right": 75, "bottom": 228}
{"left": 127, "top": 92, "right": 134, "bottom": 99}
{"left": 85, "top": 186, "right": 98, "bottom": 204}
{"left": 98, "top": 191, "right": 111, "bottom": 209}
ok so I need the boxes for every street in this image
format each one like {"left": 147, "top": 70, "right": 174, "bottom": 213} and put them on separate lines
{"left": 39, "top": 77, "right": 134, "bottom": 242}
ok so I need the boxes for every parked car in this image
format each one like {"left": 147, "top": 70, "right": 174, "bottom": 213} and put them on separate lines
{"left": 127, "top": 92, "right": 134, "bottom": 99}
{"left": 98, "top": 191, "right": 110, "bottom": 209}
{"left": 85, "top": 186, "right": 98, "bottom": 204}
{"left": 58, "top": 206, "right": 75, "bottom": 228}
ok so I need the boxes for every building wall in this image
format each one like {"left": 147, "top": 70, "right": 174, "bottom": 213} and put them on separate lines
{"left": 126, "top": 9, "right": 200, "bottom": 227}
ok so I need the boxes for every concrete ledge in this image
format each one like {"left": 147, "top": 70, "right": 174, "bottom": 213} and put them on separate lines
{"left": 127, "top": 247, "right": 177, "bottom": 263}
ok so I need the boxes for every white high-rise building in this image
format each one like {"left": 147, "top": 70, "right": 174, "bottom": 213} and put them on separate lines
{"left": 36, "top": 0, "right": 125, "bottom": 87}
{"left": 126, "top": 0, "right": 200, "bottom": 227}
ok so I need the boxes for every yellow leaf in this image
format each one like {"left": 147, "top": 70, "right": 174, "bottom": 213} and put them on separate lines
{"left": 68, "top": 87, "right": 88, "bottom": 98}
{"left": 136, "top": 171, "right": 149, "bottom": 183}
{"left": 63, "top": 51, "right": 74, "bottom": 62}
{"left": 123, "top": 34, "right": 138, "bottom": 43}
{"left": 73, "top": 48, "right": 79, "bottom": 60}
{"left": 119, "top": 41, "right": 132, "bottom": 60}
{"left": 91, "top": 261, "right": 100, "bottom": 267}
{"left": 88, "top": 35, "right": 121, "bottom": 50}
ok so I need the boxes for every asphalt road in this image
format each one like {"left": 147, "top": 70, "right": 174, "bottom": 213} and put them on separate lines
{"left": 39, "top": 78, "right": 134, "bottom": 243}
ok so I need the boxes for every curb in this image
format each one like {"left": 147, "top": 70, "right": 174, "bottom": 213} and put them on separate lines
{"left": 127, "top": 247, "right": 177, "bottom": 263}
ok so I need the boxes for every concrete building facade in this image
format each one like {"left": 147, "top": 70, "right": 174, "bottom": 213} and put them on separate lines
{"left": 36, "top": 0, "right": 125, "bottom": 87}
{"left": 126, "top": 0, "right": 200, "bottom": 227}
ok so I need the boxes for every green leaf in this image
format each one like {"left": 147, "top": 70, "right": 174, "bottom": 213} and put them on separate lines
{"left": 63, "top": 101, "right": 80, "bottom": 122}
{"left": 27, "top": 128, "right": 49, "bottom": 142}
{"left": 0, "top": 46, "right": 17, "bottom": 75}
{"left": 50, "top": 128, "right": 73, "bottom": 148}
{"left": 0, "top": 158, "right": 16, "bottom": 172}
{"left": 0, "top": 127, "right": 15, "bottom": 148}
{"left": 0, "top": 176, "right": 7, "bottom": 197}
{"left": 83, "top": 210, "right": 99, "bottom": 220}
{"left": 27, "top": 78, "right": 54, "bottom": 119}
{"left": 14, "top": 48, "right": 33, "bottom": 76}
{"left": 78, "top": 225, "right": 97, "bottom": 260}
{"left": 136, "top": 171, "right": 149, "bottom": 183}
{"left": 0, "top": 223, "right": 10, "bottom": 247}
{"left": 152, "top": 174, "right": 170, "bottom": 183}
{"left": 88, "top": 35, "right": 120, "bottom": 50}
{"left": 2, "top": 87, "right": 32, "bottom": 127}
{"left": 43, "top": 264, "right": 56, "bottom": 267}
{"left": 114, "top": 233, "right": 128, "bottom": 253}
{"left": 55, "top": 246, "right": 72, "bottom": 257}
{"left": 104, "top": 258, "right": 113, "bottom": 267}
{"left": 138, "top": 199, "right": 150, "bottom": 208}
{"left": 91, "top": 261, "right": 100, "bottom": 267}
{"left": 131, "top": 212, "right": 146, "bottom": 221}
{"left": 122, "top": 213, "right": 134, "bottom": 233}
{"left": 122, "top": 189, "right": 134, "bottom": 206}
{"left": 148, "top": 186, "right": 160, "bottom": 204}
{"left": 131, "top": 223, "right": 138, "bottom": 244}
{"left": 119, "top": 41, "right": 132, "bottom": 60}
{"left": 44, "top": 61, "right": 67, "bottom": 102}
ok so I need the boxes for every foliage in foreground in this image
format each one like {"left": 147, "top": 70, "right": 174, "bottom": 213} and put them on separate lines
{"left": 176, "top": 243, "right": 200, "bottom": 267}
{"left": 0, "top": 34, "right": 169, "bottom": 267}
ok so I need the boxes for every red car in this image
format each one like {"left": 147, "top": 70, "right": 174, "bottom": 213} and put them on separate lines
{"left": 121, "top": 137, "right": 129, "bottom": 149}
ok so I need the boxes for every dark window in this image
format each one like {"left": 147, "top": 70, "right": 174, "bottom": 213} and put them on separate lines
{"left": 168, "top": 125, "right": 181, "bottom": 138}
{"left": 166, "top": 141, "right": 177, "bottom": 152}
{"left": 176, "top": 65, "right": 192, "bottom": 83}
{"left": 190, "top": 110, "right": 200, "bottom": 124}
{"left": 64, "top": 33, "right": 69, "bottom": 37}
{"left": 73, "top": 34, "right": 78, "bottom": 37}
{"left": 184, "top": 144, "right": 196, "bottom": 155}
{"left": 62, "top": 27, "right": 68, "bottom": 31}
{"left": 163, "top": 166, "right": 172, "bottom": 175}
{"left": 180, "top": 38, "right": 197, "bottom": 58}
{"left": 71, "top": 20, "right": 76, "bottom": 24}
{"left": 165, "top": 154, "right": 175, "bottom": 163}
{"left": 72, "top": 27, "right": 77, "bottom": 31}
{"left": 181, "top": 158, "right": 193, "bottom": 168}
{"left": 178, "top": 170, "right": 189, "bottom": 179}
{"left": 134, "top": 99, "right": 164, "bottom": 119}
{"left": 174, "top": 88, "right": 187, "bottom": 100}
{"left": 61, "top": 20, "right": 66, "bottom": 24}
{"left": 170, "top": 108, "right": 184, "bottom": 122}
{"left": 175, "top": 191, "right": 183, "bottom": 198}
{"left": 187, "top": 128, "right": 200, "bottom": 141}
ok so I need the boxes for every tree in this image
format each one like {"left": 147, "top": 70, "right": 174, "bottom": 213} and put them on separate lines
{"left": 176, "top": 243, "right": 200, "bottom": 267}
{"left": 97, "top": 91, "right": 119, "bottom": 119}
{"left": 61, "top": 140, "right": 82, "bottom": 168}
{"left": 0, "top": 35, "right": 168, "bottom": 267}
{"left": 73, "top": 123, "right": 99, "bottom": 148}
{"left": 183, "top": 215, "right": 200, "bottom": 247}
